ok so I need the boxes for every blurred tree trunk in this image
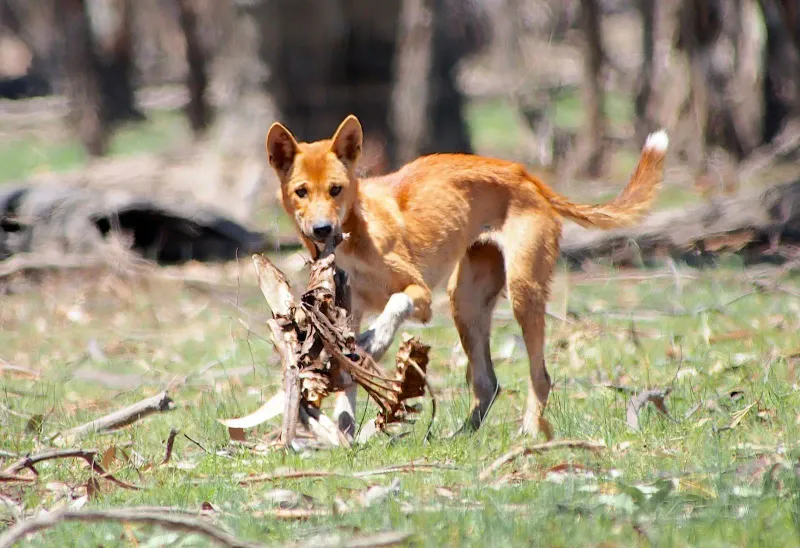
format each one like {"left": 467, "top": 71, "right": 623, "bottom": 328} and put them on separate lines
{"left": 675, "top": 0, "right": 761, "bottom": 180}
{"left": 56, "top": 0, "right": 109, "bottom": 156}
{"left": 676, "top": 0, "right": 718, "bottom": 172}
{"left": 88, "top": 0, "right": 144, "bottom": 124}
{"left": 176, "top": 0, "right": 211, "bottom": 136}
{"left": 419, "top": 0, "right": 481, "bottom": 157}
{"left": 390, "top": 0, "right": 433, "bottom": 166}
{"left": 634, "top": 0, "right": 656, "bottom": 145}
{"left": 576, "top": 0, "right": 607, "bottom": 178}
{"left": 197, "top": 0, "right": 402, "bottom": 220}
{"left": 759, "top": 0, "right": 800, "bottom": 144}
{"left": 391, "top": 0, "right": 483, "bottom": 163}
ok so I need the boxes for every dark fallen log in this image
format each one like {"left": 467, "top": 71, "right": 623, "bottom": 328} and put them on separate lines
{"left": 560, "top": 180, "right": 800, "bottom": 267}
{"left": 0, "top": 185, "right": 290, "bottom": 266}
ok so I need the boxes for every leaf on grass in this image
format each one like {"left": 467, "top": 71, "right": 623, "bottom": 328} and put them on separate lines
{"left": 545, "top": 463, "right": 597, "bottom": 483}
{"left": 626, "top": 388, "right": 672, "bottom": 431}
{"left": 227, "top": 427, "right": 246, "bottom": 442}
{"left": 100, "top": 446, "right": 116, "bottom": 470}
{"left": 85, "top": 477, "right": 101, "bottom": 500}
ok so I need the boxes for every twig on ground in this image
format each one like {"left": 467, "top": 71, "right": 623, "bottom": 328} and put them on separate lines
{"left": 3, "top": 449, "right": 140, "bottom": 490}
{"left": 0, "top": 508, "right": 264, "bottom": 548}
{"left": 0, "top": 472, "right": 34, "bottom": 483}
{"left": 183, "top": 433, "right": 209, "bottom": 454}
{"left": 54, "top": 391, "right": 175, "bottom": 441}
{"left": 238, "top": 463, "right": 457, "bottom": 485}
{"left": 479, "top": 440, "right": 606, "bottom": 481}
{"left": 161, "top": 428, "right": 180, "bottom": 465}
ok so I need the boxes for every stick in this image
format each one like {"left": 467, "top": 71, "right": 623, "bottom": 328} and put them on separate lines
{"left": 0, "top": 473, "right": 34, "bottom": 483}
{"left": 239, "top": 463, "right": 457, "bottom": 485}
{"left": 0, "top": 508, "right": 265, "bottom": 548}
{"left": 56, "top": 391, "right": 175, "bottom": 441}
{"left": 161, "top": 428, "right": 180, "bottom": 465}
{"left": 266, "top": 320, "right": 300, "bottom": 447}
{"left": 3, "top": 449, "right": 140, "bottom": 490}
{"left": 479, "top": 440, "right": 606, "bottom": 481}
{"left": 252, "top": 254, "right": 297, "bottom": 317}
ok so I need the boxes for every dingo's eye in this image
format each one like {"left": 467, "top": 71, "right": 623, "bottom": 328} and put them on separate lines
{"left": 295, "top": 188, "right": 308, "bottom": 198}
{"left": 329, "top": 185, "right": 342, "bottom": 197}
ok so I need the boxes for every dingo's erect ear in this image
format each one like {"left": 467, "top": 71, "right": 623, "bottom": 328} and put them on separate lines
{"left": 330, "top": 115, "right": 363, "bottom": 169}
{"left": 266, "top": 122, "right": 298, "bottom": 178}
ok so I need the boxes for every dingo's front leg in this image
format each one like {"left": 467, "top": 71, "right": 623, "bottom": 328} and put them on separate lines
{"left": 356, "top": 284, "right": 431, "bottom": 361}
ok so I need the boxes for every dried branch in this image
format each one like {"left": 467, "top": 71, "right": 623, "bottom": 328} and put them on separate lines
{"left": 161, "top": 428, "right": 180, "bottom": 465}
{"left": 0, "top": 508, "right": 265, "bottom": 548}
{"left": 0, "top": 472, "right": 34, "bottom": 483}
{"left": 238, "top": 462, "right": 457, "bottom": 485}
{"left": 3, "top": 449, "right": 140, "bottom": 490}
{"left": 55, "top": 391, "right": 175, "bottom": 441}
{"left": 479, "top": 440, "right": 607, "bottom": 481}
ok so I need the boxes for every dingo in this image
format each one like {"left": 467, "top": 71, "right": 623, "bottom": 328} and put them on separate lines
{"left": 266, "top": 115, "right": 668, "bottom": 440}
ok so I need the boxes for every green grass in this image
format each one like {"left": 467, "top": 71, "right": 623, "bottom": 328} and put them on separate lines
{"left": 3, "top": 258, "right": 800, "bottom": 546}
{"left": 0, "top": 110, "right": 190, "bottom": 183}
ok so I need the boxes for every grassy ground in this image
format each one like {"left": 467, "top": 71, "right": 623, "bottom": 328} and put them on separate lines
{"left": 0, "top": 110, "right": 190, "bottom": 184}
{"left": 2, "top": 256, "right": 800, "bottom": 546}
{"left": 3, "top": 99, "right": 800, "bottom": 546}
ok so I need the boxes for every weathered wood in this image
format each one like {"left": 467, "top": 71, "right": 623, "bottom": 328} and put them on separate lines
{"left": 57, "top": 391, "right": 175, "bottom": 441}
{"left": 0, "top": 185, "right": 270, "bottom": 266}
{"left": 232, "top": 251, "right": 432, "bottom": 449}
{"left": 560, "top": 180, "right": 800, "bottom": 266}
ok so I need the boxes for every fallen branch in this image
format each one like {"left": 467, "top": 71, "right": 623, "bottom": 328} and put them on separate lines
{"left": 0, "top": 472, "right": 34, "bottom": 483}
{"left": 479, "top": 440, "right": 607, "bottom": 481}
{"left": 55, "top": 391, "right": 175, "bottom": 441}
{"left": 0, "top": 508, "right": 264, "bottom": 548}
{"left": 3, "top": 449, "right": 140, "bottom": 490}
{"left": 238, "top": 463, "right": 457, "bottom": 485}
{"left": 560, "top": 180, "right": 800, "bottom": 267}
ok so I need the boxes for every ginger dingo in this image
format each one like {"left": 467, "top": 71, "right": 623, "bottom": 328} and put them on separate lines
{"left": 266, "top": 115, "right": 668, "bottom": 440}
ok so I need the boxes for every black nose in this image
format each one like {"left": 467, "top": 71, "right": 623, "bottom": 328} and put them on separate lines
{"left": 312, "top": 223, "right": 333, "bottom": 240}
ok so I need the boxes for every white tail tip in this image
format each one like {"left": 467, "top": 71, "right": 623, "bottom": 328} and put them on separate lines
{"left": 644, "top": 130, "right": 669, "bottom": 153}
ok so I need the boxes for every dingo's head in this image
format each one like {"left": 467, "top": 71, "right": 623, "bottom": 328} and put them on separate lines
{"left": 265, "top": 115, "right": 362, "bottom": 247}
